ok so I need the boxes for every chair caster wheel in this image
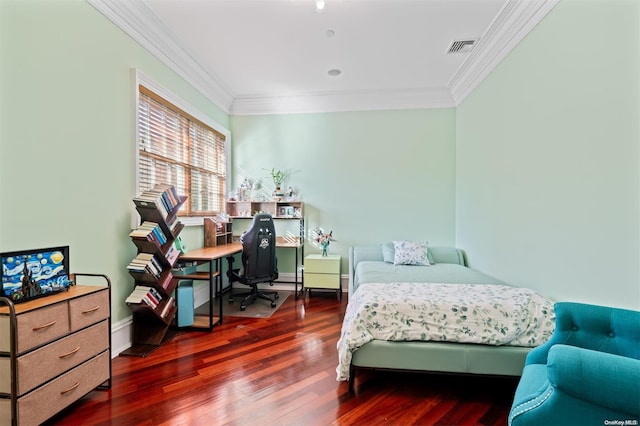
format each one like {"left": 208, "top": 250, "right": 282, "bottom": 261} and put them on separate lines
{"left": 274, "top": 294, "right": 280, "bottom": 299}
{"left": 271, "top": 302, "right": 277, "bottom": 308}
{"left": 228, "top": 299, "right": 234, "bottom": 304}
{"left": 240, "top": 305, "right": 247, "bottom": 311}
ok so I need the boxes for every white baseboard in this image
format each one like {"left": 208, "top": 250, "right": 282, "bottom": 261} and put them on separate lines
{"left": 110, "top": 316, "right": 133, "bottom": 358}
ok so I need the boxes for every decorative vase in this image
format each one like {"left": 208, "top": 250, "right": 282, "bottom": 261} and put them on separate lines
{"left": 321, "top": 242, "right": 330, "bottom": 257}
{"left": 273, "top": 186, "right": 284, "bottom": 201}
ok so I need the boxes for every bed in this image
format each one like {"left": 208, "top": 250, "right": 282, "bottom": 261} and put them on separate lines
{"left": 338, "top": 242, "right": 555, "bottom": 391}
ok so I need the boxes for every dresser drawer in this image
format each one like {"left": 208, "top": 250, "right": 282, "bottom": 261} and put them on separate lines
{"left": 2, "top": 321, "right": 109, "bottom": 395}
{"left": 15, "top": 302, "right": 70, "bottom": 354}
{"left": 305, "top": 255, "right": 341, "bottom": 274}
{"left": 69, "top": 288, "right": 109, "bottom": 331}
{"left": 15, "top": 351, "right": 109, "bottom": 426}
{"left": 305, "top": 273, "right": 340, "bottom": 289}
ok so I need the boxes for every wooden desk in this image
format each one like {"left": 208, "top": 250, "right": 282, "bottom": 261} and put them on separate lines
{"left": 175, "top": 238, "right": 303, "bottom": 329}
{"left": 175, "top": 243, "right": 242, "bottom": 330}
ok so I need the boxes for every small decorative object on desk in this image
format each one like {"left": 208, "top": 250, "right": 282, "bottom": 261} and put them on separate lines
{"left": 313, "top": 227, "right": 336, "bottom": 256}
{"left": 266, "top": 167, "right": 289, "bottom": 201}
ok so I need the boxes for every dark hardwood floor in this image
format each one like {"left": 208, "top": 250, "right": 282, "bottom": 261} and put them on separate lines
{"left": 49, "top": 290, "right": 518, "bottom": 426}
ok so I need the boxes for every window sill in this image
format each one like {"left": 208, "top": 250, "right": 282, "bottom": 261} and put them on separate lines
{"left": 179, "top": 216, "right": 205, "bottom": 227}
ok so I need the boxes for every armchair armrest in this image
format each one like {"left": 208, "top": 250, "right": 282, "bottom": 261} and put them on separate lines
{"left": 524, "top": 302, "right": 640, "bottom": 366}
{"left": 547, "top": 344, "right": 640, "bottom": 416}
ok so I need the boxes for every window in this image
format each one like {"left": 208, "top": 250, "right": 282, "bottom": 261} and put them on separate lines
{"left": 136, "top": 82, "right": 228, "bottom": 219}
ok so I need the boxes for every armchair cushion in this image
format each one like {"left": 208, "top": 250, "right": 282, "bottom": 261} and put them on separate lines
{"left": 547, "top": 345, "right": 640, "bottom": 416}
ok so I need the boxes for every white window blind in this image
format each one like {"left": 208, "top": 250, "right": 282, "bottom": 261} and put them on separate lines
{"left": 137, "top": 86, "right": 226, "bottom": 216}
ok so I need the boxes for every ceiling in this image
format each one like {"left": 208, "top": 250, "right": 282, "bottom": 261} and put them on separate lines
{"left": 88, "top": 0, "right": 558, "bottom": 114}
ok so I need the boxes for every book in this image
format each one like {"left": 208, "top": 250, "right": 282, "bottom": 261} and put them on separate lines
{"left": 130, "top": 221, "right": 168, "bottom": 246}
{"left": 125, "top": 285, "right": 152, "bottom": 304}
{"left": 142, "top": 293, "right": 158, "bottom": 309}
{"left": 165, "top": 246, "right": 180, "bottom": 265}
{"left": 159, "top": 272, "right": 174, "bottom": 290}
{"left": 126, "top": 285, "right": 163, "bottom": 309}
{"left": 133, "top": 184, "right": 181, "bottom": 221}
{"left": 160, "top": 296, "right": 175, "bottom": 318}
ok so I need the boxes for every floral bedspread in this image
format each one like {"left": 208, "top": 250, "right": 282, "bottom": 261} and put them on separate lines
{"left": 336, "top": 282, "right": 555, "bottom": 381}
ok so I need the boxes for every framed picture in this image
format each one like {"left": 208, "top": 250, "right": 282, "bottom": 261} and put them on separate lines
{"left": 1, "top": 245, "right": 72, "bottom": 303}
{"left": 278, "top": 206, "right": 294, "bottom": 217}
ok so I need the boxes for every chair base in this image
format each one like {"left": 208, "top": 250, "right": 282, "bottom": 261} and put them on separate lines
{"left": 229, "top": 288, "right": 279, "bottom": 311}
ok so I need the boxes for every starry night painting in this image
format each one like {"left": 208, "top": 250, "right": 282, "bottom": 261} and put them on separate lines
{"left": 1, "top": 246, "right": 71, "bottom": 302}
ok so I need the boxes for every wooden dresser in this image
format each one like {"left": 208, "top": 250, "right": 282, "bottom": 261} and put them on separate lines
{"left": 0, "top": 275, "right": 111, "bottom": 425}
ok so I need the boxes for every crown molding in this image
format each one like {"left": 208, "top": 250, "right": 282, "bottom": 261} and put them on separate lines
{"left": 86, "top": 0, "right": 234, "bottom": 113}
{"left": 86, "top": 0, "right": 558, "bottom": 115}
{"left": 448, "top": 0, "right": 560, "bottom": 105}
{"left": 230, "top": 87, "right": 456, "bottom": 116}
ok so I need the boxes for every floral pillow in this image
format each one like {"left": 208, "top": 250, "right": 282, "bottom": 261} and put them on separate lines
{"left": 392, "top": 241, "right": 430, "bottom": 266}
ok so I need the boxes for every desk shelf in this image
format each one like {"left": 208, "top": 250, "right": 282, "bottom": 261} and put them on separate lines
{"left": 175, "top": 244, "right": 243, "bottom": 332}
{"left": 173, "top": 271, "right": 219, "bottom": 281}
{"left": 226, "top": 203, "right": 305, "bottom": 298}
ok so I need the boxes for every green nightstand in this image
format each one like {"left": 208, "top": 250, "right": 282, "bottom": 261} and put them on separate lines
{"left": 304, "top": 254, "right": 342, "bottom": 300}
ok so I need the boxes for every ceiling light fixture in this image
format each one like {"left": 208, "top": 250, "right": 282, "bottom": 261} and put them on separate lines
{"left": 328, "top": 69, "right": 341, "bottom": 76}
{"left": 315, "top": 0, "right": 325, "bottom": 13}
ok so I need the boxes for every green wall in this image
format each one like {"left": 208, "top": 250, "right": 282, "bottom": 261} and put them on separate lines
{"left": 456, "top": 0, "right": 639, "bottom": 309}
{"left": 230, "top": 109, "right": 457, "bottom": 271}
{"left": 0, "top": 0, "right": 229, "bottom": 322}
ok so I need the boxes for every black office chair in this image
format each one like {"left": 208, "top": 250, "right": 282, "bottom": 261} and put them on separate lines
{"left": 226, "top": 213, "right": 279, "bottom": 311}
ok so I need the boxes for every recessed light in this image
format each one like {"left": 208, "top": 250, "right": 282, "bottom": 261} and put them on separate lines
{"left": 328, "top": 69, "right": 341, "bottom": 76}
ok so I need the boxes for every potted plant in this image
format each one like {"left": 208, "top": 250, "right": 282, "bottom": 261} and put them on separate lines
{"left": 269, "top": 168, "right": 287, "bottom": 188}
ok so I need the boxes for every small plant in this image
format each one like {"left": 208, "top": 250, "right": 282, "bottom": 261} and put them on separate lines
{"left": 266, "top": 168, "right": 288, "bottom": 188}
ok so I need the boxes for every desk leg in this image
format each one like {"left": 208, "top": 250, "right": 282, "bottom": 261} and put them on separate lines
{"left": 294, "top": 247, "right": 299, "bottom": 299}
{"left": 209, "top": 259, "right": 214, "bottom": 329}
{"left": 217, "top": 257, "right": 223, "bottom": 325}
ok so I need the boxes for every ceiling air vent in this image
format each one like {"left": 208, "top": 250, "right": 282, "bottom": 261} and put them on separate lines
{"left": 446, "top": 39, "right": 477, "bottom": 54}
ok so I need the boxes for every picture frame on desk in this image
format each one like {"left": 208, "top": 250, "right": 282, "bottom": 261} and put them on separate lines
{"left": 278, "top": 206, "right": 294, "bottom": 217}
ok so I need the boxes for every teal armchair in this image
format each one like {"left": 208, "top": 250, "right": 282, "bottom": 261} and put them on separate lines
{"left": 508, "top": 302, "right": 640, "bottom": 426}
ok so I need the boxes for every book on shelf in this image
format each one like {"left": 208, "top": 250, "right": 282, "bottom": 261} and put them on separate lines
{"left": 171, "top": 219, "right": 182, "bottom": 235}
{"left": 160, "top": 296, "right": 175, "bottom": 318}
{"left": 165, "top": 245, "right": 180, "bottom": 265}
{"left": 127, "top": 253, "right": 162, "bottom": 277}
{"left": 159, "top": 271, "right": 174, "bottom": 290}
{"left": 126, "top": 285, "right": 163, "bottom": 309}
{"left": 133, "top": 195, "right": 169, "bottom": 218}
{"left": 142, "top": 294, "right": 158, "bottom": 309}
{"left": 133, "top": 184, "right": 182, "bottom": 219}
{"left": 129, "top": 221, "right": 169, "bottom": 245}
{"left": 151, "top": 184, "right": 179, "bottom": 212}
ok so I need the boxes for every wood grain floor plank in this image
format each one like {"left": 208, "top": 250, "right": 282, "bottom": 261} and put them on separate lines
{"left": 48, "top": 292, "right": 517, "bottom": 425}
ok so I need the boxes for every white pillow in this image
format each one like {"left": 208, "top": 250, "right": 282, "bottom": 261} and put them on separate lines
{"left": 392, "top": 241, "right": 430, "bottom": 266}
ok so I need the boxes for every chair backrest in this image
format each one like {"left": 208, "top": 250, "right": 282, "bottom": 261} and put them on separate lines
{"left": 240, "top": 213, "right": 278, "bottom": 283}
{"left": 552, "top": 302, "right": 640, "bottom": 359}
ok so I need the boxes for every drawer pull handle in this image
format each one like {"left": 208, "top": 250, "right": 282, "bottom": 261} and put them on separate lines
{"left": 32, "top": 320, "right": 56, "bottom": 331}
{"left": 59, "top": 347, "right": 80, "bottom": 358}
{"left": 82, "top": 305, "right": 100, "bottom": 314}
{"left": 60, "top": 381, "right": 80, "bottom": 395}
